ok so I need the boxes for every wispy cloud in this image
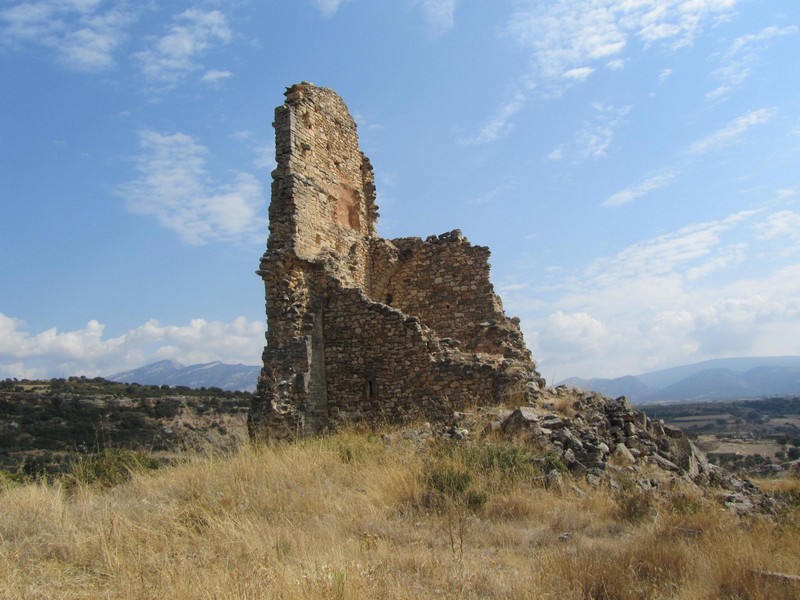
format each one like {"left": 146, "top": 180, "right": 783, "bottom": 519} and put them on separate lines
{"left": 519, "top": 208, "right": 800, "bottom": 378}
{"left": 539, "top": 311, "right": 609, "bottom": 360}
{"left": 464, "top": 87, "right": 529, "bottom": 144}
{"left": 252, "top": 144, "right": 275, "bottom": 170}
{"left": 554, "top": 103, "right": 632, "bottom": 162}
{"left": 473, "top": 0, "right": 740, "bottom": 143}
{"left": 310, "top": 0, "right": 459, "bottom": 33}
{"left": 586, "top": 210, "right": 755, "bottom": 284}
{"left": 756, "top": 210, "right": 800, "bottom": 249}
{"left": 563, "top": 66, "right": 595, "bottom": 80}
{"left": 353, "top": 112, "right": 384, "bottom": 132}
{"left": 310, "top": 0, "right": 351, "bottom": 19}
{"left": 201, "top": 69, "right": 232, "bottom": 84}
{"left": 685, "top": 243, "right": 746, "bottom": 281}
{"left": 135, "top": 9, "right": 231, "bottom": 86}
{"left": 415, "top": 0, "right": 459, "bottom": 35}
{"left": 0, "top": 0, "right": 134, "bottom": 71}
{"left": 687, "top": 107, "right": 775, "bottom": 154}
{"left": 603, "top": 107, "right": 776, "bottom": 207}
{"left": 602, "top": 170, "right": 677, "bottom": 207}
{"left": 117, "top": 130, "right": 265, "bottom": 245}
{"left": 506, "top": 0, "right": 736, "bottom": 83}
{"left": 707, "top": 25, "right": 798, "bottom": 101}
{"left": 0, "top": 313, "right": 264, "bottom": 379}
{"left": 470, "top": 176, "right": 517, "bottom": 205}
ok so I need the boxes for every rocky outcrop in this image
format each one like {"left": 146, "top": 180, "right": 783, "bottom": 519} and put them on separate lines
{"left": 481, "top": 386, "right": 773, "bottom": 513}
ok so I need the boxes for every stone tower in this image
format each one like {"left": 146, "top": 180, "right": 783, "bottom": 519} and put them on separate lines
{"left": 248, "top": 83, "right": 545, "bottom": 441}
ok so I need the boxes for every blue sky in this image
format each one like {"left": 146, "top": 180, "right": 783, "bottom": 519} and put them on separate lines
{"left": 1, "top": 0, "right": 799, "bottom": 382}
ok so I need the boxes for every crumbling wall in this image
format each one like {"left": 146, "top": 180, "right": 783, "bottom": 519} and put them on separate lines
{"left": 249, "top": 83, "right": 545, "bottom": 441}
{"left": 271, "top": 84, "right": 378, "bottom": 287}
{"left": 374, "top": 232, "right": 529, "bottom": 360}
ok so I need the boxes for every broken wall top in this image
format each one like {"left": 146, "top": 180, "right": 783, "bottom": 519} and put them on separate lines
{"left": 268, "top": 83, "right": 378, "bottom": 287}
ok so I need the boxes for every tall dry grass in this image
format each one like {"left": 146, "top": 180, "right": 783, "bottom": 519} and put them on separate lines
{"left": 1, "top": 430, "right": 798, "bottom": 599}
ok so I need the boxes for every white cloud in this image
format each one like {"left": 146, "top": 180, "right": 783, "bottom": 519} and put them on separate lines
{"left": 506, "top": 0, "right": 736, "bottom": 82}
{"left": 476, "top": 0, "right": 740, "bottom": 142}
{"left": 659, "top": 68, "right": 673, "bottom": 83}
{"left": 727, "top": 25, "right": 799, "bottom": 55}
{"left": 352, "top": 112, "right": 384, "bottom": 132}
{"left": 563, "top": 67, "right": 595, "bottom": 80}
{"left": 464, "top": 88, "right": 528, "bottom": 144}
{"left": 585, "top": 210, "right": 755, "bottom": 283}
{"left": 201, "top": 69, "right": 232, "bottom": 84}
{"left": 548, "top": 146, "right": 564, "bottom": 161}
{"left": 310, "top": 0, "right": 458, "bottom": 33}
{"left": 685, "top": 243, "right": 746, "bottom": 280}
{"left": 415, "top": 0, "right": 459, "bottom": 35}
{"left": 470, "top": 176, "right": 517, "bottom": 205}
{"left": 507, "top": 1, "right": 625, "bottom": 80}
{"left": 310, "top": 0, "right": 350, "bottom": 18}
{"left": 0, "top": 0, "right": 132, "bottom": 71}
{"left": 539, "top": 311, "right": 609, "bottom": 359}
{"left": 0, "top": 314, "right": 264, "bottom": 380}
{"left": 707, "top": 25, "right": 798, "bottom": 101}
{"left": 135, "top": 9, "right": 231, "bottom": 85}
{"left": 117, "top": 130, "right": 265, "bottom": 245}
{"left": 252, "top": 144, "right": 275, "bottom": 170}
{"left": 563, "top": 103, "right": 632, "bottom": 161}
{"left": 687, "top": 107, "right": 775, "bottom": 154}
{"left": 602, "top": 170, "right": 677, "bottom": 207}
{"left": 602, "top": 107, "right": 775, "bottom": 208}
{"left": 756, "top": 210, "right": 800, "bottom": 249}
{"left": 513, "top": 208, "right": 800, "bottom": 378}
{"left": 464, "top": 82, "right": 530, "bottom": 144}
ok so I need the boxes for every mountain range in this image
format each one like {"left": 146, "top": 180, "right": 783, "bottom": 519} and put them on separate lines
{"left": 110, "top": 360, "right": 260, "bottom": 393}
{"left": 111, "top": 355, "right": 800, "bottom": 402}
{"left": 559, "top": 356, "right": 800, "bottom": 403}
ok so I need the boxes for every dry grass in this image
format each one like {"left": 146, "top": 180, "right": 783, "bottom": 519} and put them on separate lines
{"left": 1, "top": 429, "right": 799, "bottom": 599}
{"left": 549, "top": 394, "right": 579, "bottom": 418}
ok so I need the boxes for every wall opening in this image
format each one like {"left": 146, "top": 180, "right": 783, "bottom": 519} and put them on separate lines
{"left": 364, "top": 378, "right": 378, "bottom": 400}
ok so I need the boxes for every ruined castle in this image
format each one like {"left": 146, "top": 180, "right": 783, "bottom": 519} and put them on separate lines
{"left": 248, "top": 83, "right": 545, "bottom": 440}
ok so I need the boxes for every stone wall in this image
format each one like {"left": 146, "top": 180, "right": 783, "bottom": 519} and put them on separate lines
{"left": 249, "top": 83, "right": 545, "bottom": 441}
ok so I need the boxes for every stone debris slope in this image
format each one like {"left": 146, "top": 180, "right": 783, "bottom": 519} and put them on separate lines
{"left": 391, "top": 386, "right": 774, "bottom": 515}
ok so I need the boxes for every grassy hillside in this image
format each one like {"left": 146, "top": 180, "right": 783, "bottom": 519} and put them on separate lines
{"left": 1, "top": 428, "right": 799, "bottom": 599}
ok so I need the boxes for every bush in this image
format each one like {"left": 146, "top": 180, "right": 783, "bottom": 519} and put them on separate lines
{"left": 615, "top": 487, "right": 656, "bottom": 523}
{"left": 421, "top": 445, "right": 487, "bottom": 511}
{"left": 68, "top": 448, "right": 160, "bottom": 488}
{"left": 466, "top": 443, "right": 537, "bottom": 480}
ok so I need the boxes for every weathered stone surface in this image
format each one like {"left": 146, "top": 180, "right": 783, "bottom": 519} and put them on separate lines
{"left": 611, "top": 442, "right": 636, "bottom": 465}
{"left": 499, "top": 407, "right": 540, "bottom": 435}
{"left": 248, "top": 83, "right": 544, "bottom": 441}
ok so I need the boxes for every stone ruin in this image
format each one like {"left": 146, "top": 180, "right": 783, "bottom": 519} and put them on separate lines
{"left": 245, "top": 83, "right": 776, "bottom": 514}
{"left": 248, "top": 82, "right": 545, "bottom": 441}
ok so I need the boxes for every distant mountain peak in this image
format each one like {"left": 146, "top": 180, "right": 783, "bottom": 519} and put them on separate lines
{"left": 558, "top": 356, "right": 800, "bottom": 404}
{"left": 109, "top": 360, "right": 259, "bottom": 392}
{"left": 153, "top": 359, "right": 185, "bottom": 370}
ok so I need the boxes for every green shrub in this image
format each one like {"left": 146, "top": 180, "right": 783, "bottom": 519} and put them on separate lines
{"left": 68, "top": 448, "right": 160, "bottom": 488}
{"left": 426, "top": 465, "right": 473, "bottom": 497}
{"left": 615, "top": 487, "right": 656, "bottom": 523}
{"left": 467, "top": 443, "right": 536, "bottom": 479}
